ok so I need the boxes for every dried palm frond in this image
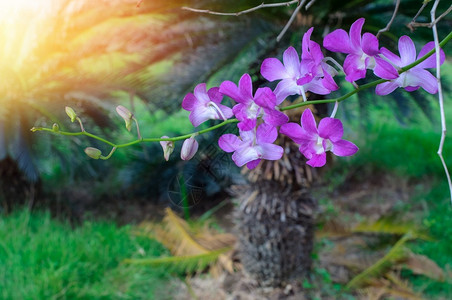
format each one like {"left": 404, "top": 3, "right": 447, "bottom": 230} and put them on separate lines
{"left": 129, "top": 208, "right": 236, "bottom": 275}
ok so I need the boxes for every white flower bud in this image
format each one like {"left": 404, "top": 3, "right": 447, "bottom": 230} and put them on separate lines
{"left": 180, "top": 136, "right": 198, "bottom": 161}
{"left": 116, "top": 105, "right": 133, "bottom": 131}
{"left": 160, "top": 136, "right": 174, "bottom": 161}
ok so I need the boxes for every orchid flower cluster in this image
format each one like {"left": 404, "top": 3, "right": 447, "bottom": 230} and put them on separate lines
{"left": 33, "top": 18, "right": 447, "bottom": 170}
{"left": 175, "top": 18, "right": 445, "bottom": 168}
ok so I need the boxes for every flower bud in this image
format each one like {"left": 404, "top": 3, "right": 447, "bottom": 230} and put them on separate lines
{"left": 116, "top": 105, "right": 133, "bottom": 131}
{"left": 52, "top": 123, "right": 60, "bottom": 132}
{"left": 65, "top": 106, "right": 77, "bottom": 122}
{"left": 160, "top": 136, "right": 174, "bottom": 161}
{"left": 180, "top": 136, "right": 198, "bottom": 161}
{"left": 84, "top": 147, "right": 102, "bottom": 159}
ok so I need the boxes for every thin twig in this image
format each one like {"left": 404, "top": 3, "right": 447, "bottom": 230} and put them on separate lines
{"left": 411, "top": 1, "right": 428, "bottom": 22}
{"left": 277, "top": 0, "right": 307, "bottom": 42}
{"left": 377, "top": 0, "right": 400, "bottom": 38}
{"left": 181, "top": 1, "right": 299, "bottom": 17}
{"left": 409, "top": 4, "right": 452, "bottom": 29}
{"left": 305, "top": 0, "right": 317, "bottom": 10}
{"left": 430, "top": 0, "right": 452, "bottom": 204}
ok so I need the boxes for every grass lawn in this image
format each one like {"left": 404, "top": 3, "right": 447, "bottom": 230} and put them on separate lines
{"left": 0, "top": 210, "right": 175, "bottom": 299}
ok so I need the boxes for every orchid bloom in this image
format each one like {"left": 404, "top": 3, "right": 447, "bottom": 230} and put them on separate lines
{"left": 261, "top": 28, "right": 338, "bottom": 104}
{"left": 376, "top": 36, "right": 446, "bottom": 95}
{"left": 218, "top": 123, "right": 283, "bottom": 169}
{"left": 182, "top": 83, "right": 233, "bottom": 127}
{"left": 219, "top": 73, "right": 288, "bottom": 131}
{"left": 323, "top": 18, "right": 398, "bottom": 82}
{"left": 280, "top": 108, "right": 358, "bottom": 167}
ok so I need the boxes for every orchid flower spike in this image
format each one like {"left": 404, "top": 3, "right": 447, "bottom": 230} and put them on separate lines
{"left": 376, "top": 36, "right": 446, "bottom": 95}
{"left": 218, "top": 123, "right": 283, "bottom": 169}
{"left": 182, "top": 83, "right": 233, "bottom": 127}
{"left": 219, "top": 73, "right": 288, "bottom": 131}
{"left": 323, "top": 18, "right": 398, "bottom": 82}
{"left": 280, "top": 108, "right": 358, "bottom": 167}
{"left": 160, "top": 136, "right": 174, "bottom": 161}
{"left": 181, "top": 135, "right": 199, "bottom": 161}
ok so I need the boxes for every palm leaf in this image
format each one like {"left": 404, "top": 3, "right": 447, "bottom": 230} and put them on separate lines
{"left": 123, "top": 248, "right": 230, "bottom": 275}
{"left": 346, "top": 233, "right": 413, "bottom": 289}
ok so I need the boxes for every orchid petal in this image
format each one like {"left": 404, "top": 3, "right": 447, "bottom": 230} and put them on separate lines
{"left": 301, "top": 27, "right": 314, "bottom": 60}
{"left": 283, "top": 46, "right": 301, "bottom": 77}
{"left": 301, "top": 108, "right": 318, "bottom": 135}
{"left": 375, "top": 81, "right": 399, "bottom": 95}
{"left": 246, "top": 159, "right": 261, "bottom": 169}
{"left": 373, "top": 56, "right": 399, "bottom": 79}
{"left": 239, "top": 73, "right": 253, "bottom": 100}
{"left": 280, "top": 122, "right": 304, "bottom": 144}
{"left": 321, "top": 70, "right": 339, "bottom": 91}
{"left": 216, "top": 103, "right": 234, "bottom": 119}
{"left": 232, "top": 146, "right": 259, "bottom": 167}
{"left": 344, "top": 54, "right": 367, "bottom": 82}
{"left": 323, "top": 29, "right": 352, "bottom": 53}
{"left": 260, "top": 143, "right": 284, "bottom": 161}
{"left": 361, "top": 33, "right": 379, "bottom": 56}
{"left": 189, "top": 106, "right": 214, "bottom": 127}
{"left": 305, "top": 78, "right": 333, "bottom": 95}
{"left": 398, "top": 35, "right": 416, "bottom": 66}
{"left": 318, "top": 117, "right": 343, "bottom": 142}
{"left": 332, "top": 140, "right": 358, "bottom": 156}
{"left": 256, "top": 123, "right": 278, "bottom": 144}
{"left": 405, "top": 69, "right": 438, "bottom": 94}
{"left": 182, "top": 93, "right": 197, "bottom": 111}
{"left": 261, "top": 58, "right": 288, "bottom": 81}
{"left": 350, "top": 18, "right": 365, "bottom": 51}
{"left": 207, "top": 87, "right": 222, "bottom": 103}
{"left": 274, "top": 78, "right": 303, "bottom": 105}
{"left": 417, "top": 41, "right": 446, "bottom": 69}
{"left": 220, "top": 80, "right": 244, "bottom": 103}
{"left": 263, "top": 109, "right": 289, "bottom": 127}
{"left": 380, "top": 47, "right": 402, "bottom": 66}
{"left": 237, "top": 117, "right": 257, "bottom": 131}
{"left": 306, "top": 152, "right": 327, "bottom": 167}
{"left": 254, "top": 87, "right": 276, "bottom": 108}
{"left": 193, "top": 83, "right": 209, "bottom": 103}
{"left": 218, "top": 134, "right": 243, "bottom": 152}
{"left": 308, "top": 41, "right": 324, "bottom": 64}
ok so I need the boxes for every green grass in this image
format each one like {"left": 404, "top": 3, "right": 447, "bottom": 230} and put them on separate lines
{"left": 0, "top": 210, "right": 174, "bottom": 300}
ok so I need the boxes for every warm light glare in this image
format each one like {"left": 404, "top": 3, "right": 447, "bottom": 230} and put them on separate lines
{"left": 0, "top": 0, "right": 45, "bottom": 11}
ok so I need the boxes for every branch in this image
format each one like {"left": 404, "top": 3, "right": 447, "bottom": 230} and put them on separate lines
{"left": 377, "top": 0, "right": 400, "bottom": 38}
{"left": 408, "top": 4, "right": 452, "bottom": 30}
{"left": 276, "top": 0, "right": 307, "bottom": 42}
{"left": 430, "top": 0, "right": 452, "bottom": 204}
{"left": 181, "top": 1, "right": 299, "bottom": 17}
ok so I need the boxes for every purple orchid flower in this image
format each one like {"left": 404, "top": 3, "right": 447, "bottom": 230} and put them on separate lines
{"left": 219, "top": 73, "right": 288, "bottom": 131}
{"left": 376, "top": 36, "right": 446, "bottom": 95}
{"left": 323, "top": 18, "right": 398, "bottom": 82}
{"left": 182, "top": 83, "right": 233, "bottom": 127}
{"left": 218, "top": 123, "right": 283, "bottom": 169}
{"left": 280, "top": 108, "right": 358, "bottom": 167}
{"left": 261, "top": 28, "right": 338, "bottom": 104}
